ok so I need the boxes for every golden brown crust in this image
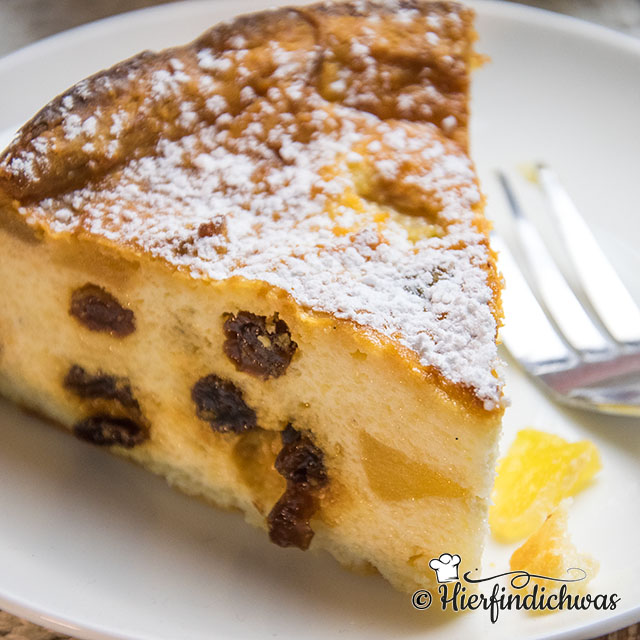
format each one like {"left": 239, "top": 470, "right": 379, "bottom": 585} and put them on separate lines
{"left": 1, "top": 52, "right": 164, "bottom": 201}
{"left": 305, "top": 0, "right": 473, "bottom": 145}
{"left": 0, "top": 0, "right": 474, "bottom": 201}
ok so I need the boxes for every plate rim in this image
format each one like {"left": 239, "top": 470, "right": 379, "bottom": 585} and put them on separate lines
{"left": 2, "top": 0, "right": 640, "bottom": 76}
{"left": 0, "top": 1, "right": 638, "bottom": 639}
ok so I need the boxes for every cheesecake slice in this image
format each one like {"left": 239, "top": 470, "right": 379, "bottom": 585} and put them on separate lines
{"left": 0, "top": 0, "right": 503, "bottom": 593}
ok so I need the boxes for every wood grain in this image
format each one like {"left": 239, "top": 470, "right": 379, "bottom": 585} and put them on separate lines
{"left": 594, "top": 624, "right": 640, "bottom": 640}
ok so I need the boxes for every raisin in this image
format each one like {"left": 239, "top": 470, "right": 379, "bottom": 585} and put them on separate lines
{"left": 192, "top": 374, "right": 257, "bottom": 433}
{"left": 275, "top": 424, "right": 327, "bottom": 488}
{"left": 73, "top": 415, "right": 148, "bottom": 448}
{"left": 70, "top": 283, "right": 135, "bottom": 337}
{"left": 267, "top": 425, "right": 328, "bottom": 550}
{"left": 267, "top": 486, "right": 317, "bottom": 549}
{"left": 63, "top": 365, "right": 139, "bottom": 411}
{"left": 223, "top": 311, "right": 297, "bottom": 379}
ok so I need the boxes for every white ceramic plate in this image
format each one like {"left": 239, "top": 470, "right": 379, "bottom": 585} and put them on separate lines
{"left": 0, "top": 1, "right": 639, "bottom": 638}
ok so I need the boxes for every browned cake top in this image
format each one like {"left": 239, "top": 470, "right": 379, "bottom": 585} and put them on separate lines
{"left": 0, "top": 0, "right": 503, "bottom": 408}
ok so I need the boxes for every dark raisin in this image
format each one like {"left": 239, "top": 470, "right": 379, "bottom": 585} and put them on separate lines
{"left": 73, "top": 415, "right": 148, "bottom": 448}
{"left": 223, "top": 311, "right": 297, "bottom": 379}
{"left": 275, "top": 424, "right": 327, "bottom": 488}
{"left": 267, "top": 486, "right": 317, "bottom": 550}
{"left": 267, "top": 425, "right": 328, "bottom": 550}
{"left": 70, "top": 283, "right": 135, "bottom": 337}
{"left": 63, "top": 365, "right": 139, "bottom": 411}
{"left": 192, "top": 374, "right": 257, "bottom": 433}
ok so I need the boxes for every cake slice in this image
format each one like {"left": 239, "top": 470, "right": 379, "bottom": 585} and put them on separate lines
{"left": 0, "top": 0, "right": 503, "bottom": 593}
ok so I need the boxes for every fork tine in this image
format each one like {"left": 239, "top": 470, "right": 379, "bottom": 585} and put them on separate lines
{"left": 536, "top": 164, "right": 640, "bottom": 346}
{"left": 497, "top": 171, "right": 613, "bottom": 357}
{"left": 491, "top": 232, "right": 576, "bottom": 373}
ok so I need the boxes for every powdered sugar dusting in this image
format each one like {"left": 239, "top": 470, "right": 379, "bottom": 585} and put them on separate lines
{"left": 2, "top": 0, "right": 503, "bottom": 408}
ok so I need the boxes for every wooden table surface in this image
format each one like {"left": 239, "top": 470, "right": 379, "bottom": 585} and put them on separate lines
{"left": 0, "top": 0, "right": 638, "bottom": 638}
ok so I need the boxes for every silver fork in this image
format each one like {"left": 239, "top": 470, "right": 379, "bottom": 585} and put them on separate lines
{"left": 493, "top": 165, "right": 640, "bottom": 417}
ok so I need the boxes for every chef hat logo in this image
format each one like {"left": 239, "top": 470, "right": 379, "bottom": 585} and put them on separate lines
{"left": 429, "top": 553, "right": 461, "bottom": 583}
